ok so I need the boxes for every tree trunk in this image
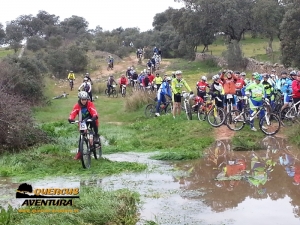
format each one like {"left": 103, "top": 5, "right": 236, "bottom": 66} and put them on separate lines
{"left": 268, "top": 37, "right": 273, "bottom": 52}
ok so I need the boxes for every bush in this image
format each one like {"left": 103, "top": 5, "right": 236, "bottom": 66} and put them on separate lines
{"left": 124, "top": 91, "right": 156, "bottom": 112}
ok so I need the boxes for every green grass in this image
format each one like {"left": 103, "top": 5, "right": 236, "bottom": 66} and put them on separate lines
{"left": 0, "top": 187, "right": 140, "bottom": 225}
{"left": 200, "top": 34, "right": 281, "bottom": 63}
{"left": 0, "top": 48, "right": 15, "bottom": 58}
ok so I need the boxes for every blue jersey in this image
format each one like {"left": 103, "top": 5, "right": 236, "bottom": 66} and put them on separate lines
{"left": 276, "top": 78, "right": 292, "bottom": 94}
{"left": 159, "top": 81, "right": 172, "bottom": 97}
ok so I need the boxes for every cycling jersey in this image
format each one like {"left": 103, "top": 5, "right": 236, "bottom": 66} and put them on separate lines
{"left": 171, "top": 78, "right": 191, "bottom": 94}
{"left": 196, "top": 81, "right": 209, "bottom": 92}
{"left": 245, "top": 83, "right": 265, "bottom": 101}
{"left": 68, "top": 73, "right": 75, "bottom": 80}
{"left": 153, "top": 77, "right": 163, "bottom": 85}
{"left": 292, "top": 80, "right": 300, "bottom": 98}
{"left": 277, "top": 78, "right": 292, "bottom": 94}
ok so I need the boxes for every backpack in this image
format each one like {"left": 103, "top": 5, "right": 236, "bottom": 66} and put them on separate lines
{"left": 84, "top": 83, "right": 90, "bottom": 92}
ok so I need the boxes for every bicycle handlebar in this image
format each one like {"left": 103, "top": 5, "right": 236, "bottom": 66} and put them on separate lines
{"left": 71, "top": 119, "right": 93, "bottom": 124}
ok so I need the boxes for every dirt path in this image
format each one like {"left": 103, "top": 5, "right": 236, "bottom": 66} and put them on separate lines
{"left": 214, "top": 125, "right": 235, "bottom": 140}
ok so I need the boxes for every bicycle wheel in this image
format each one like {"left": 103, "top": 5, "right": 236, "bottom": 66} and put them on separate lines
{"left": 79, "top": 136, "right": 91, "bottom": 169}
{"left": 197, "top": 107, "right": 207, "bottom": 121}
{"left": 280, "top": 107, "right": 293, "bottom": 126}
{"left": 225, "top": 109, "right": 246, "bottom": 131}
{"left": 104, "top": 89, "right": 109, "bottom": 96}
{"left": 112, "top": 89, "right": 118, "bottom": 98}
{"left": 185, "top": 102, "right": 192, "bottom": 120}
{"left": 145, "top": 104, "right": 156, "bottom": 118}
{"left": 122, "top": 88, "right": 126, "bottom": 97}
{"left": 259, "top": 113, "right": 281, "bottom": 135}
{"left": 91, "top": 144, "right": 97, "bottom": 160}
{"left": 207, "top": 107, "right": 225, "bottom": 127}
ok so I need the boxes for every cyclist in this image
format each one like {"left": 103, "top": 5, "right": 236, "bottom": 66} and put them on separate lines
{"left": 292, "top": 71, "right": 300, "bottom": 112}
{"left": 261, "top": 74, "right": 274, "bottom": 108}
{"left": 208, "top": 75, "right": 224, "bottom": 108}
{"left": 68, "top": 70, "right": 75, "bottom": 80}
{"left": 155, "top": 77, "right": 172, "bottom": 117}
{"left": 240, "top": 72, "right": 249, "bottom": 85}
{"left": 235, "top": 72, "right": 246, "bottom": 111}
{"left": 119, "top": 74, "right": 128, "bottom": 93}
{"left": 68, "top": 91, "right": 100, "bottom": 160}
{"left": 220, "top": 70, "right": 238, "bottom": 112}
{"left": 196, "top": 76, "right": 210, "bottom": 100}
{"left": 84, "top": 73, "right": 93, "bottom": 84}
{"left": 171, "top": 70, "right": 193, "bottom": 119}
{"left": 153, "top": 73, "right": 163, "bottom": 91}
{"left": 245, "top": 74, "right": 266, "bottom": 132}
{"left": 107, "top": 75, "right": 117, "bottom": 95}
{"left": 78, "top": 77, "right": 93, "bottom": 102}
{"left": 277, "top": 71, "right": 292, "bottom": 112}
{"left": 108, "top": 55, "right": 114, "bottom": 69}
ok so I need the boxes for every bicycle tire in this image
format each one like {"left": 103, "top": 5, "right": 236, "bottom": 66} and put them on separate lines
{"left": 259, "top": 113, "right": 281, "bottom": 135}
{"left": 280, "top": 106, "right": 297, "bottom": 126}
{"left": 104, "top": 89, "right": 109, "bottom": 96}
{"left": 185, "top": 103, "right": 192, "bottom": 120}
{"left": 122, "top": 88, "right": 126, "bottom": 97}
{"left": 112, "top": 89, "right": 118, "bottom": 98}
{"left": 145, "top": 104, "right": 156, "bottom": 118}
{"left": 225, "top": 109, "right": 246, "bottom": 131}
{"left": 207, "top": 107, "right": 225, "bottom": 127}
{"left": 197, "top": 107, "right": 206, "bottom": 121}
{"left": 79, "top": 136, "right": 91, "bottom": 169}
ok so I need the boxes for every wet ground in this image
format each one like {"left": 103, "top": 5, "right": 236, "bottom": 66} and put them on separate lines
{"left": 1, "top": 136, "right": 300, "bottom": 225}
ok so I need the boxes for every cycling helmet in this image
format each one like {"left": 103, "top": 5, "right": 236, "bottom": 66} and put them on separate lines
{"left": 290, "top": 70, "right": 297, "bottom": 76}
{"left": 212, "top": 75, "right": 220, "bottom": 81}
{"left": 83, "top": 77, "right": 88, "bottom": 81}
{"left": 78, "top": 91, "right": 89, "bottom": 100}
{"left": 241, "top": 72, "right": 246, "bottom": 76}
{"left": 234, "top": 71, "right": 240, "bottom": 74}
{"left": 262, "top": 74, "right": 269, "bottom": 78}
{"left": 127, "top": 67, "right": 130, "bottom": 70}
{"left": 201, "top": 76, "right": 207, "bottom": 81}
{"left": 166, "top": 77, "right": 172, "bottom": 81}
{"left": 70, "top": 70, "right": 73, "bottom": 73}
{"left": 254, "top": 74, "right": 262, "bottom": 81}
{"left": 252, "top": 72, "right": 259, "bottom": 76}
{"left": 281, "top": 71, "right": 287, "bottom": 75}
{"left": 271, "top": 69, "right": 276, "bottom": 72}
{"left": 175, "top": 70, "right": 182, "bottom": 75}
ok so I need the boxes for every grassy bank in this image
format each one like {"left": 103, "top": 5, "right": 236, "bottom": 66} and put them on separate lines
{"left": 0, "top": 187, "right": 140, "bottom": 225}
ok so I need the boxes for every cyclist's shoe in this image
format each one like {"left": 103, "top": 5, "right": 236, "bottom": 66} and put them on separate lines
{"left": 94, "top": 134, "right": 100, "bottom": 144}
{"left": 74, "top": 152, "right": 81, "bottom": 160}
{"left": 155, "top": 113, "right": 160, "bottom": 117}
{"left": 251, "top": 127, "right": 257, "bottom": 132}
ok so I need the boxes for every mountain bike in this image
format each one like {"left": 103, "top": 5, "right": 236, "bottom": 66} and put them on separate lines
{"left": 197, "top": 95, "right": 213, "bottom": 121}
{"left": 107, "top": 62, "right": 113, "bottom": 70}
{"left": 206, "top": 96, "right": 226, "bottom": 127}
{"left": 225, "top": 98, "right": 281, "bottom": 135}
{"left": 71, "top": 119, "right": 102, "bottom": 169}
{"left": 105, "top": 85, "right": 118, "bottom": 97}
{"left": 280, "top": 96, "right": 300, "bottom": 126}
{"left": 121, "top": 84, "right": 126, "bottom": 97}
{"left": 69, "top": 79, "right": 74, "bottom": 91}
{"left": 182, "top": 91, "right": 193, "bottom": 120}
{"left": 145, "top": 97, "right": 173, "bottom": 118}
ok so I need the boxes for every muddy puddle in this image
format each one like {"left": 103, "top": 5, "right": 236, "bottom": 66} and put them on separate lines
{"left": 1, "top": 136, "right": 300, "bottom": 225}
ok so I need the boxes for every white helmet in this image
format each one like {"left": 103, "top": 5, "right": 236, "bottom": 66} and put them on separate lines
{"left": 212, "top": 75, "right": 220, "bottom": 81}
{"left": 83, "top": 77, "right": 88, "bottom": 81}
{"left": 127, "top": 67, "right": 130, "bottom": 70}
{"left": 78, "top": 91, "right": 89, "bottom": 100}
{"left": 201, "top": 76, "right": 207, "bottom": 81}
{"left": 175, "top": 70, "right": 182, "bottom": 75}
{"left": 143, "top": 69, "right": 146, "bottom": 73}
{"left": 166, "top": 77, "right": 172, "bottom": 81}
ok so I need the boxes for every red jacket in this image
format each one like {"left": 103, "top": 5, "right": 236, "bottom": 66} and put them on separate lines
{"left": 196, "top": 81, "right": 209, "bottom": 92}
{"left": 119, "top": 77, "right": 128, "bottom": 85}
{"left": 69, "top": 101, "right": 99, "bottom": 126}
{"left": 235, "top": 78, "right": 246, "bottom": 90}
{"left": 148, "top": 74, "right": 155, "bottom": 83}
{"left": 292, "top": 80, "right": 300, "bottom": 98}
{"left": 220, "top": 73, "right": 238, "bottom": 94}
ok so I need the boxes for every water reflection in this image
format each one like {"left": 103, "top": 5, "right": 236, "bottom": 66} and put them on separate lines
{"left": 173, "top": 137, "right": 300, "bottom": 217}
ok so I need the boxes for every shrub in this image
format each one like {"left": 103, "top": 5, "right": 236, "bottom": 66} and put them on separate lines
{"left": 124, "top": 91, "right": 156, "bottom": 112}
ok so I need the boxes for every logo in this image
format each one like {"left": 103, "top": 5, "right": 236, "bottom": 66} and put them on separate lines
{"left": 16, "top": 183, "right": 79, "bottom": 207}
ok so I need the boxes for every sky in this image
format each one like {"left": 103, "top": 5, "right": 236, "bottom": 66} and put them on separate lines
{"left": 1, "top": 0, "right": 185, "bottom": 32}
